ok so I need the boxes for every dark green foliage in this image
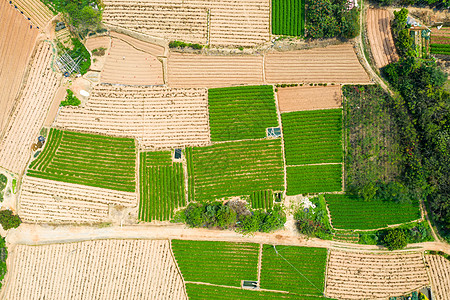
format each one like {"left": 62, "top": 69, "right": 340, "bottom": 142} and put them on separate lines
{"left": 383, "top": 228, "right": 408, "bottom": 250}
{"left": 0, "top": 210, "right": 21, "bottom": 230}
{"left": 171, "top": 240, "right": 259, "bottom": 286}
{"left": 67, "top": 38, "right": 91, "bottom": 75}
{"left": 282, "top": 109, "right": 343, "bottom": 165}
{"left": 191, "top": 139, "right": 284, "bottom": 202}
{"left": 27, "top": 128, "right": 136, "bottom": 192}
{"left": 0, "top": 174, "right": 6, "bottom": 192}
{"left": 60, "top": 89, "right": 81, "bottom": 106}
{"left": 305, "top": 0, "right": 360, "bottom": 39}
{"left": 0, "top": 237, "right": 7, "bottom": 289}
{"left": 286, "top": 164, "right": 342, "bottom": 195}
{"left": 430, "top": 43, "right": 450, "bottom": 55}
{"left": 358, "top": 221, "right": 433, "bottom": 245}
{"left": 169, "top": 41, "right": 203, "bottom": 49}
{"left": 272, "top": 0, "right": 305, "bottom": 36}
{"left": 249, "top": 190, "right": 273, "bottom": 209}
{"left": 392, "top": 8, "right": 415, "bottom": 57}
{"left": 294, "top": 195, "right": 334, "bottom": 239}
{"left": 326, "top": 194, "right": 421, "bottom": 230}
{"left": 139, "top": 151, "right": 185, "bottom": 222}
{"left": 260, "top": 245, "right": 327, "bottom": 295}
{"left": 208, "top": 86, "right": 278, "bottom": 142}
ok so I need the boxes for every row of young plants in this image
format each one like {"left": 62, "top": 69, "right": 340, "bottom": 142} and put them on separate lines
{"left": 286, "top": 164, "right": 342, "bottom": 195}
{"left": 430, "top": 43, "right": 450, "bottom": 55}
{"left": 249, "top": 190, "right": 274, "bottom": 209}
{"left": 272, "top": 0, "right": 305, "bottom": 36}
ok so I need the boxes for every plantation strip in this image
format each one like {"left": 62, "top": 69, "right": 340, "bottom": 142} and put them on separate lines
{"left": 272, "top": 0, "right": 305, "bottom": 36}
{"left": 326, "top": 194, "right": 421, "bottom": 230}
{"left": 250, "top": 190, "right": 274, "bottom": 209}
{"left": 286, "top": 164, "right": 342, "bottom": 195}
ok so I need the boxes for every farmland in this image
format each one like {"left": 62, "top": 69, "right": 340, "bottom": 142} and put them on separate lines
{"left": 250, "top": 190, "right": 273, "bottom": 209}
{"left": 425, "top": 255, "right": 450, "bottom": 300}
{"left": 286, "top": 165, "right": 342, "bottom": 195}
{"left": 10, "top": 0, "right": 53, "bottom": 29}
{"left": 272, "top": 0, "right": 305, "bottom": 36}
{"left": 431, "top": 27, "right": 450, "bottom": 55}
{"left": 208, "top": 85, "right": 278, "bottom": 141}
{"left": 27, "top": 129, "right": 136, "bottom": 192}
{"left": 171, "top": 240, "right": 259, "bottom": 286}
{"left": 277, "top": 85, "right": 342, "bottom": 113}
{"left": 0, "top": 42, "right": 60, "bottom": 174}
{"left": 431, "top": 43, "right": 450, "bottom": 55}
{"left": 18, "top": 175, "right": 137, "bottom": 224}
{"left": 54, "top": 84, "right": 210, "bottom": 149}
{"left": 326, "top": 250, "right": 429, "bottom": 299}
{"left": 139, "top": 151, "right": 185, "bottom": 222}
{"left": 1, "top": 240, "right": 186, "bottom": 299}
{"left": 188, "top": 139, "right": 284, "bottom": 201}
{"left": 260, "top": 245, "right": 327, "bottom": 295}
{"left": 326, "top": 194, "right": 421, "bottom": 230}
{"left": 282, "top": 109, "right": 343, "bottom": 165}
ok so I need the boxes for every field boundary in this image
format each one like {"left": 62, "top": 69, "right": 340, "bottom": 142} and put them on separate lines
{"left": 184, "top": 281, "right": 290, "bottom": 294}
{"left": 168, "top": 239, "right": 189, "bottom": 300}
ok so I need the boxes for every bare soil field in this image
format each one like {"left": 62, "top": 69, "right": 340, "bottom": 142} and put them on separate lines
{"left": 0, "top": 42, "right": 60, "bottom": 174}
{"left": 85, "top": 35, "right": 111, "bottom": 72}
{"left": 11, "top": 0, "right": 53, "bottom": 29}
{"left": 0, "top": 240, "right": 187, "bottom": 299}
{"left": 167, "top": 53, "right": 264, "bottom": 87}
{"left": 53, "top": 84, "right": 210, "bottom": 149}
{"left": 102, "top": 0, "right": 270, "bottom": 47}
{"left": 110, "top": 31, "right": 165, "bottom": 57}
{"left": 265, "top": 44, "right": 371, "bottom": 84}
{"left": 101, "top": 37, "right": 164, "bottom": 85}
{"left": 366, "top": 8, "right": 399, "bottom": 69}
{"left": 425, "top": 255, "right": 450, "bottom": 300}
{"left": 18, "top": 175, "right": 138, "bottom": 224}
{"left": 277, "top": 85, "right": 342, "bottom": 112}
{"left": 326, "top": 250, "right": 429, "bottom": 299}
{"left": 0, "top": 0, "right": 38, "bottom": 134}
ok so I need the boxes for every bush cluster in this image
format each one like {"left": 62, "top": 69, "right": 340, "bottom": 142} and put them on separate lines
{"left": 0, "top": 175, "right": 6, "bottom": 192}
{"left": 61, "top": 89, "right": 81, "bottom": 107}
{"left": 169, "top": 41, "right": 203, "bottom": 50}
{"left": 0, "top": 210, "right": 21, "bottom": 231}
{"left": 294, "top": 195, "right": 334, "bottom": 239}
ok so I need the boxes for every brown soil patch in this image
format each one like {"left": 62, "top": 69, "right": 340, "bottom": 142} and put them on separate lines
{"left": 425, "top": 255, "right": 450, "bottom": 300}
{"left": 43, "top": 85, "right": 66, "bottom": 127}
{"left": 85, "top": 36, "right": 111, "bottom": 72}
{"left": 277, "top": 85, "right": 342, "bottom": 112}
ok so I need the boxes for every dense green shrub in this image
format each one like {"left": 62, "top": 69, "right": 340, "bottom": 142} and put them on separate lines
{"left": 0, "top": 210, "right": 21, "bottom": 230}
{"left": 68, "top": 38, "right": 91, "bottom": 74}
{"left": 61, "top": 89, "right": 81, "bottom": 107}
{"left": 294, "top": 195, "right": 334, "bottom": 239}
{"left": 358, "top": 222, "right": 433, "bottom": 245}
{"left": 0, "top": 174, "right": 6, "bottom": 192}
{"left": 383, "top": 228, "right": 408, "bottom": 250}
{"left": 392, "top": 8, "right": 415, "bottom": 57}
{"left": 169, "top": 41, "right": 203, "bottom": 49}
{"left": 0, "top": 237, "right": 7, "bottom": 289}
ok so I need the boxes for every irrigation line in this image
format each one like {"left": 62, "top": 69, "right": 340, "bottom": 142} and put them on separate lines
{"left": 272, "top": 245, "right": 324, "bottom": 296}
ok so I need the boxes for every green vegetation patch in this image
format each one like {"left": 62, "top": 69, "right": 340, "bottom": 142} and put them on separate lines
{"left": 249, "top": 190, "right": 273, "bottom": 209}
{"left": 0, "top": 210, "right": 21, "bottom": 230}
{"left": 272, "top": 0, "right": 305, "bottom": 36}
{"left": 188, "top": 139, "right": 284, "bottom": 201}
{"left": 294, "top": 195, "right": 333, "bottom": 240}
{"left": 282, "top": 109, "right": 343, "bottom": 165}
{"left": 0, "top": 237, "right": 7, "bottom": 289}
{"left": 286, "top": 164, "right": 342, "bottom": 195}
{"left": 260, "top": 245, "right": 328, "bottom": 295}
{"left": 60, "top": 89, "right": 81, "bottom": 106}
{"left": 430, "top": 43, "right": 450, "bottom": 55}
{"left": 28, "top": 128, "right": 136, "bottom": 192}
{"left": 326, "top": 194, "right": 421, "bottom": 230}
{"left": 208, "top": 85, "right": 278, "bottom": 142}
{"left": 171, "top": 240, "right": 259, "bottom": 287}
{"left": 0, "top": 175, "right": 6, "bottom": 192}
{"left": 139, "top": 151, "right": 185, "bottom": 222}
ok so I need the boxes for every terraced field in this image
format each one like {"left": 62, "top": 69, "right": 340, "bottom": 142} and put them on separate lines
{"left": 431, "top": 27, "right": 450, "bottom": 55}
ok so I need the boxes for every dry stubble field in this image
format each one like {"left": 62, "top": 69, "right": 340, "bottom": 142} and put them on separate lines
{"left": 426, "top": 255, "right": 450, "bottom": 300}
{"left": 277, "top": 85, "right": 342, "bottom": 112}
{"left": 366, "top": 8, "right": 399, "bottom": 69}
{"left": 1, "top": 240, "right": 187, "bottom": 300}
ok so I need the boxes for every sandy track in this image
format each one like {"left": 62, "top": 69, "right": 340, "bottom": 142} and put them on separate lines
{"left": 0, "top": 42, "right": 60, "bottom": 174}
{"left": 102, "top": 0, "right": 270, "bottom": 47}
{"left": 167, "top": 53, "right": 264, "bottom": 87}
{"left": 0, "top": 240, "right": 186, "bottom": 300}
{"left": 53, "top": 84, "right": 210, "bottom": 149}
{"left": 101, "top": 37, "right": 164, "bottom": 85}
{"left": 18, "top": 175, "right": 138, "bottom": 224}
{"left": 425, "top": 255, "right": 450, "bottom": 300}
{"left": 265, "top": 44, "right": 371, "bottom": 84}
{"left": 366, "top": 9, "right": 399, "bottom": 69}
{"left": 277, "top": 85, "right": 342, "bottom": 112}
{"left": 10, "top": 0, "right": 53, "bottom": 29}
{"left": 326, "top": 250, "right": 429, "bottom": 299}
{"left": 0, "top": 1, "right": 38, "bottom": 134}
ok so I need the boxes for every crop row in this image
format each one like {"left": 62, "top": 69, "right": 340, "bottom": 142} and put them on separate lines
{"left": 184, "top": 148, "right": 195, "bottom": 202}
{"left": 208, "top": 85, "right": 278, "bottom": 142}
{"left": 430, "top": 43, "right": 450, "bottom": 55}
{"left": 272, "top": 0, "right": 305, "bottom": 36}
{"left": 326, "top": 194, "right": 421, "bottom": 230}
{"left": 27, "top": 129, "right": 136, "bottom": 192}
{"left": 286, "top": 164, "right": 342, "bottom": 195}
{"left": 250, "top": 190, "right": 274, "bottom": 209}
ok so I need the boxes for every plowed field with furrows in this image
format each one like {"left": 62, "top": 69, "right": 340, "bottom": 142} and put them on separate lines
{"left": 10, "top": 0, "right": 53, "bottom": 29}
{"left": 426, "top": 255, "right": 450, "bottom": 300}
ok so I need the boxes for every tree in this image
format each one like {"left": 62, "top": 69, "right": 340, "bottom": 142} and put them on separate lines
{"left": 383, "top": 229, "right": 408, "bottom": 250}
{"left": 0, "top": 210, "right": 21, "bottom": 231}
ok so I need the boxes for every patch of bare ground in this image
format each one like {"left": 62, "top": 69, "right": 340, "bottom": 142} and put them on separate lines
{"left": 425, "top": 255, "right": 450, "bottom": 300}
{"left": 85, "top": 35, "right": 111, "bottom": 72}
{"left": 277, "top": 85, "right": 342, "bottom": 112}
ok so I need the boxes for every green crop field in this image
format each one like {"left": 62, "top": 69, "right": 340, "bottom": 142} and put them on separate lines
{"left": 185, "top": 283, "right": 331, "bottom": 299}
{"left": 286, "top": 164, "right": 342, "bottom": 195}
{"left": 260, "top": 245, "right": 328, "bottom": 295}
{"left": 250, "top": 190, "right": 274, "bottom": 209}
{"left": 139, "top": 151, "right": 185, "bottom": 222}
{"left": 187, "top": 139, "right": 284, "bottom": 201}
{"left": 430, "top": 43, "right": 450, "bottom": 55}
{"left": 28, "top": 128, "right": 136, "bottom": 192}
{"left": 282, "top": 109, "right": 343, "bottom": 165}
{"left": 208, "top": 85, "right": 278, "bottom": 142}
{"left": 171, "top": 240, "right": 259, "bottom": 287}
{"left": 326, "top": 194, "right": 421, "bottom": 230}
{"left": 184, "top": 147, "right": 195, "bottom": 202}
{"left": 272, "top": 0, "right": 305, "bottom": 36}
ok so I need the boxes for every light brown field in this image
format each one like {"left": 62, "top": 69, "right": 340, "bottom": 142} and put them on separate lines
{"left": 367, "top": 9, "right": 399, "bottom": 68}
{"left": 426, "top": 255, "right": 450, "bottom": 300}
{"left": 265, "top": 44, "right": 371, "bottom": 84}
{"left": 167, "top": 53, "right": 264, "bottom": 87}
{"left": 326, "top": 250, "right": 429, "bottom": 299}
{"left": 53, "top": 84, "right": 210, "bottom": 149}
{"left": 102, "top": 0, "right": 270, "bottom": 47}
{"left": 1, "top": 240, "right": 187, "bottom": 300}
{"left": 0, "top": 0, "right": 38, "bottom": 134}
{"left": 0, "top": 42, "right": 60, "bottom": 174}
{"left": 277, "top": 85, "right": 342, "bottom": 112}
{"left": 100, "top": 37, "right": 164, "bottom": 85}
{"left": 18, "top": 175, "right": 138, "bottom": 224}
{"left": 110, "top": 31, "right": 165, "bottom": 56}
{"left": 10, "top": 0, "right": 53, "bottom": 29}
